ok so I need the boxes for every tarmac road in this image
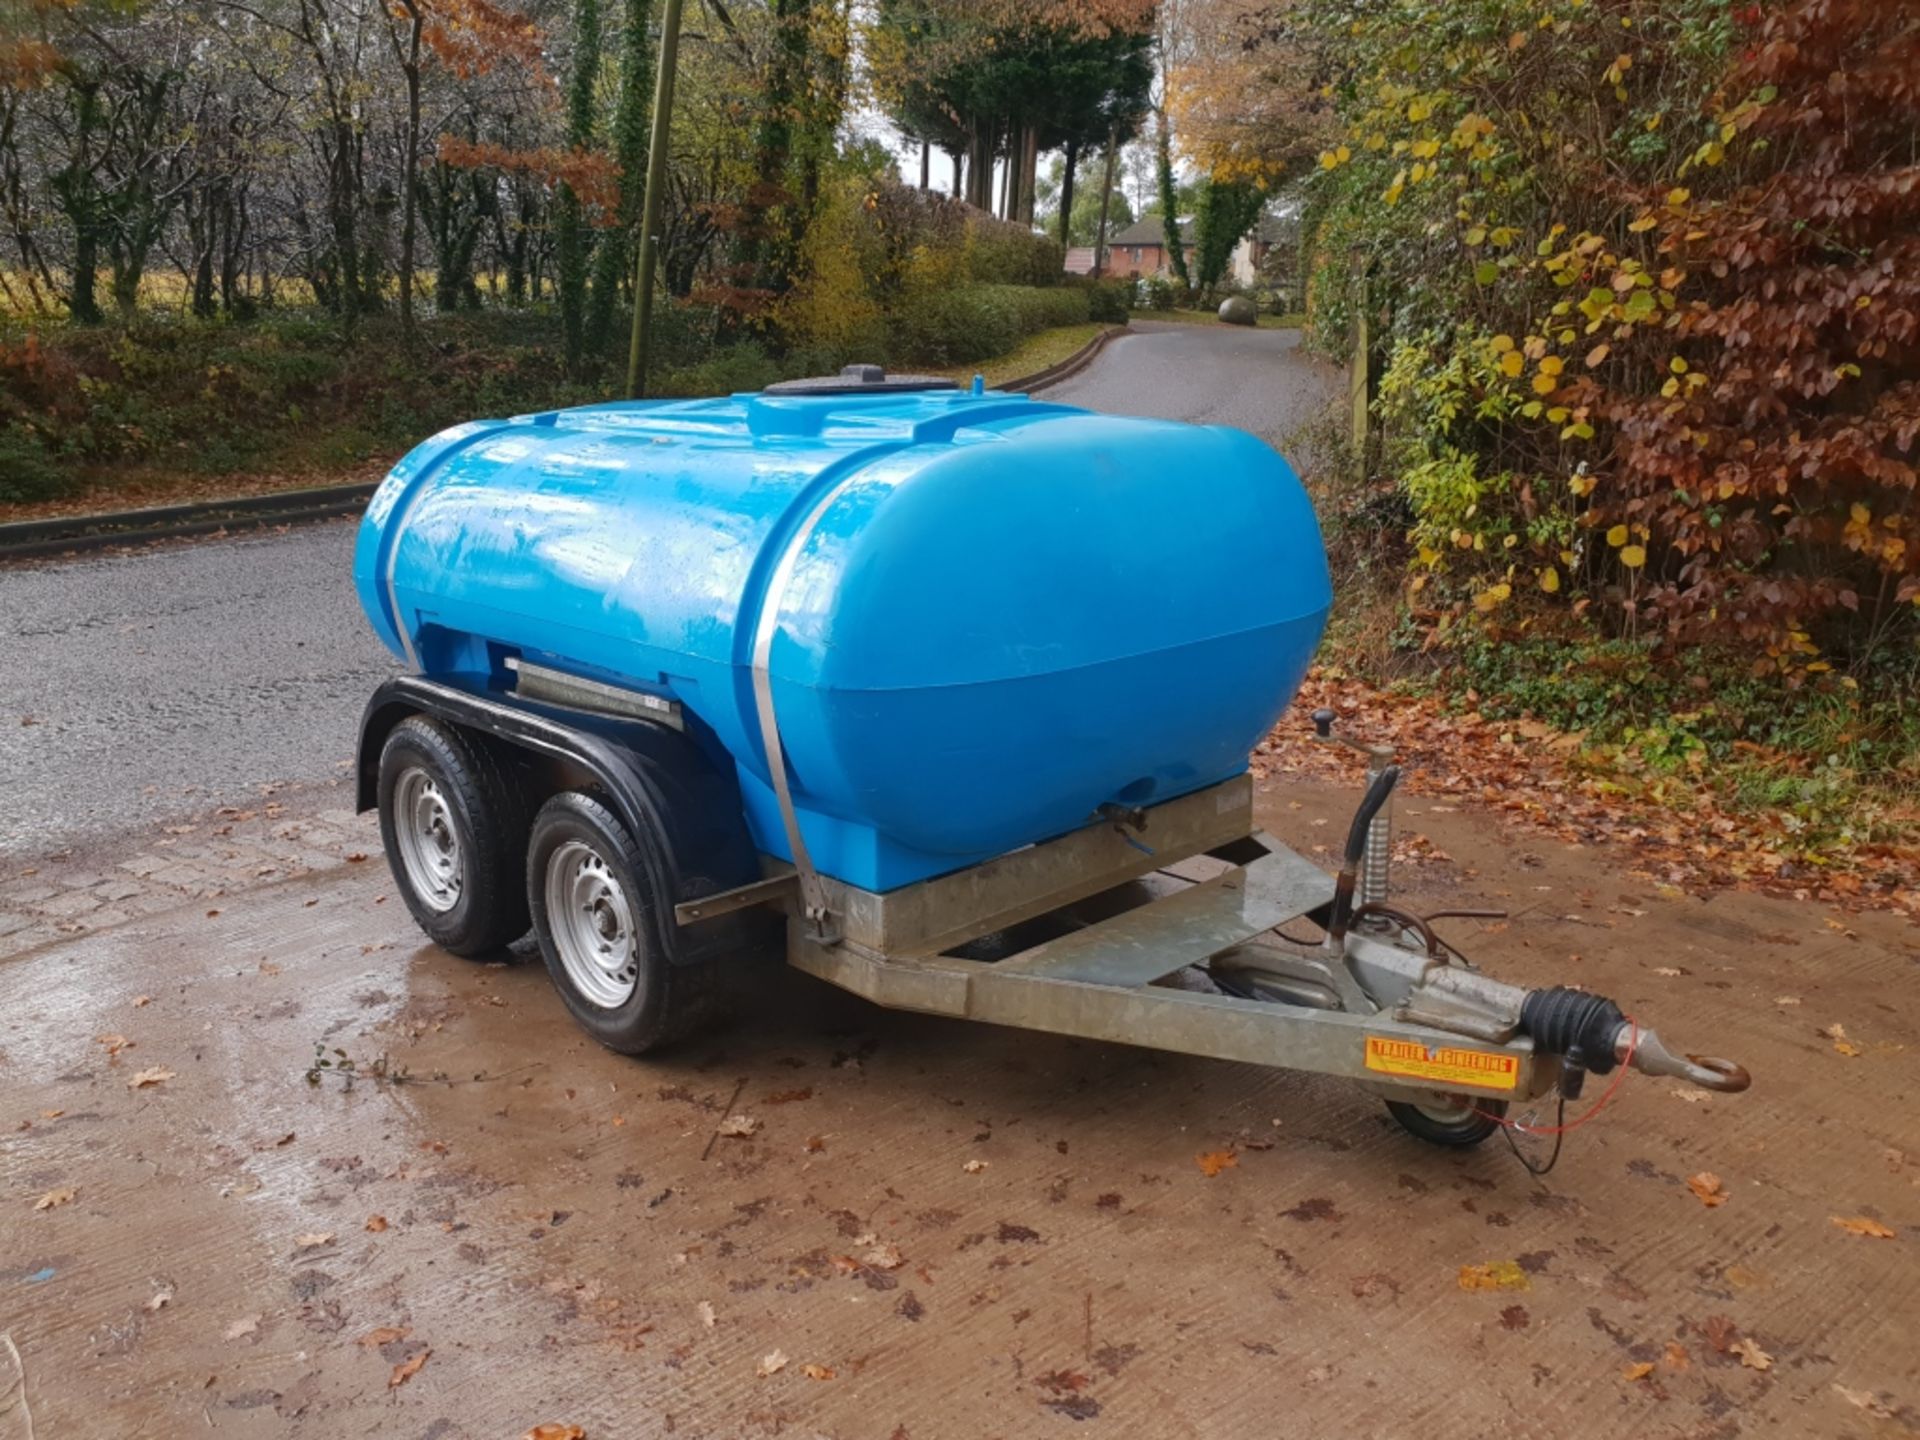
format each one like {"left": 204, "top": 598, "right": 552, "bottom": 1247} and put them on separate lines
{"left": 0, "top": 320, "right": 1339, "bottom": 860}
{"left": 0, "top": 521, "right": 397, "bottom": 858}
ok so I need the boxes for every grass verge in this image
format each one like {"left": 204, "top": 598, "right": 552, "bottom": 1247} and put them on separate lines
{"left": 1129, "top": 307, "right": 1305, "bottom": 330}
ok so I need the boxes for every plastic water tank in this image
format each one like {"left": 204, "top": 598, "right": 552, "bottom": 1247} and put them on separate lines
{"left": 353, "top": 370, "right": 1331, "bottom": 891}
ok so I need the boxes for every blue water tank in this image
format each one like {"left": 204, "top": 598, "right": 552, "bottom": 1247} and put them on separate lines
{"left": 353, "top": 376, "right": 1331, "bottom": 892}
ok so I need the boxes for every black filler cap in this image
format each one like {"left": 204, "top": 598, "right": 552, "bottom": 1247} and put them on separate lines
{"left": 764, "top": 363, "right": 958, "bottom": 396}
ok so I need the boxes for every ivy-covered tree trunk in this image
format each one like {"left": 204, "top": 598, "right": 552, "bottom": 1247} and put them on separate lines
{"left": 392, "top": 0, "right": 425, "bottom": 338}
{"left": 1194, "top": 177, "right": 1262, "bottom": 291}
{"left": 49, "top": 74, "right": 104, "bottom": 325}
{"left": 587, "top": 0, "right": 652, "bottom": 353}
{"left": 556, "top": 0, "right": 602, "bottom": 376}
{"left": 1155, "top": 106, "right": 1188, "bottom": 287}
{"left": 737, "top": 0, "right": 806, "bottom": 301}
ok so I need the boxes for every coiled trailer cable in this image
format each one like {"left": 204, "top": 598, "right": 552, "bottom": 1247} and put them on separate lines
{"left": 1478, "top": 1020, "right": 1642, "bottom": 1177}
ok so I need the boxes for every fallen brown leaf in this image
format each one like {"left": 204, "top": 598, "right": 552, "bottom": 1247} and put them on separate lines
{"left": 1732, "top": 1337, "right": 1772, "bottom": 1371}
{"left": 801, "top": 1363, "right": 836, "bottom": 1381}
{"left": 132, "top": 995, "right": 152, "bottom": 1007}
{"left": 1686, "top": 1172, "right": 1728, "bottom": 1208}
{"left": 33, "top": 1187, "right": 75, "bottom": 1211}
{"left": 962, "top": 1158, "right": 987, "bottom": 1173}
{"left": 1831, "top": 1215, "right": 1897, "bottom": 1239}
{"left": 128, "top": 1066, "right": 175, "bottom": 1089}
{"left": 294, "top": 1231, "right": 336, "bottom": 1250}
{"left": 389, "top": 1348, "right": 429, "bottom": 1387}
{"left": 523, "top": 1427, "right": 586, "bottom": 1440}
{"left": 365, "top": 1215, "right": 389, "bottom": 1233}
{"left": 757, "top": 1350, "right": 789, "bottom": 1377}
{"left": 1622, "top": 1361, "right": 1655, "bottom": 1382}
{"left": 696, "top": 1300, "right": 717, "bottom": 1329}
{"left": 357, "top": 1325, "right": 410, "bottom": 1347}
{"left": 1832, "top": 1384, "right": 1899, "bottom": 1420}
{"left": 1662, "top": 1340, "right": 1690, "bottom": 1371}
{"left": 1195, "top": 1149, "right": 1238, "bottom": 1178}
{"left": 224, "top": 1315, "right": 261, "bottom": 1341}
{"left": 96, "top": 1033, "right": 131, "bottom": 1057}
{"left": 144, "top": 1287, "right": 173, "bottom": 1312}
{"left": 717, "top": 1114, "right": 760, "bottom": 1138}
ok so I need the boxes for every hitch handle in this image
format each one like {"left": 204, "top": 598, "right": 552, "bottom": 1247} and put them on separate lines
{"left": 1326, "top": 765, "right": 1400, "bottom": 944}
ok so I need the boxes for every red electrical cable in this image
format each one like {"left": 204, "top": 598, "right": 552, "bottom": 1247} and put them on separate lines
{"left": 1477, "top": 1018, "right": 1640, "bottom": 1137}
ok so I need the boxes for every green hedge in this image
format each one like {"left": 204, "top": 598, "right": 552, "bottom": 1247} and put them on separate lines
{"left": 891, "top": 284, "right": 1092, "bottom": 367}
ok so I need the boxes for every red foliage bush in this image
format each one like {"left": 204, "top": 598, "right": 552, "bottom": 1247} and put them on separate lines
{"left": 1588, "top": 0, "right": 1920, "bottom": 665}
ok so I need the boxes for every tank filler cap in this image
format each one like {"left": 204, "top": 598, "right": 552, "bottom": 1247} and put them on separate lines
{"left": 763, "top": 363, "right": 959, "bottom": 396}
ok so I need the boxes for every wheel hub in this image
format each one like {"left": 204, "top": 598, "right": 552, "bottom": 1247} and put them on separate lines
{"left": 546, "top": 839, "right": 640, "bottom": 1009}
{"left": 393, "top": 767, "right": 463, "bottom": 913}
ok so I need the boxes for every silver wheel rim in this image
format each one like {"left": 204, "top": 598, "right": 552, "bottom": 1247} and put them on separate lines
{"left": 1414, "top": 1093, "right": 1484, "bottom": 1127}
{"left": 546, "top": 839, "right": 639, "bottom": 1009}
{"left": 394, "top": 766, "right": 463, "bottom": 913}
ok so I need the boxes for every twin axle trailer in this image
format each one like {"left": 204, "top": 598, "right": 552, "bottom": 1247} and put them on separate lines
{"left": 353, "top": 369, "right": 1747, "bottom": 1160}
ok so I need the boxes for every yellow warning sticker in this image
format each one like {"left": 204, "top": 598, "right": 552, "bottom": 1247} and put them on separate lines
{"left": 1365, "top": 1036, "right": 1519, "bottom": 1092}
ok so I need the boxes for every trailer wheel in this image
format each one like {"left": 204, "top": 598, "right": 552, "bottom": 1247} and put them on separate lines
{"left": 377, "top": 716, "right": 531, "bottom": 956}
{"left": 1384, "top": 1095, "right": 1506, "bottom": 1148}
{"left": 527, "top": 790, "right": 721, "bottom": 1055}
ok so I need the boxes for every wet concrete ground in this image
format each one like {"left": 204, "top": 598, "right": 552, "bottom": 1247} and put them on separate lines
{"left": 5, "top": 779, "right": 1916, "bottom": 1439}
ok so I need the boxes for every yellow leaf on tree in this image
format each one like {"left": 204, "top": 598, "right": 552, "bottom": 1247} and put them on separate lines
{"left": 1539, "top": 355, "right": 1564, "bottom": 376}
{"left": 1539, "top": 567, "right": 1561, "bottom": 594}
{"left": 1628, "top": 214, "right": 1658, "bottom": 233}
{"left": 1667, "top": 187, "right": 1691, "bottom": 206}
{"left": 1531, "top": 374, "right": 1558, "bottom": 395}
{"left": 1620, "top": 545, "right": 1648, "bottom": 568}
{"left": 1500, "top": 351, "right": 1525, "bottom": 378}
{"left": 1606, "top": 524, "right": 1630, "bottom": 547}
{"left": 1490, "top": 333, "right": 1515, "bottom": 353}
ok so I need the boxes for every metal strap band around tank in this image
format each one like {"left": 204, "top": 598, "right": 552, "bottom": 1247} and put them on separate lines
{"left": 751, "top": 461, "right": 886, "bottom": 936}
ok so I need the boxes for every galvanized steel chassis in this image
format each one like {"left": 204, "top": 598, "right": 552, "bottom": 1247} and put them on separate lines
{"left": 680, "top": 774, "right": 1573, "bottom": 1110}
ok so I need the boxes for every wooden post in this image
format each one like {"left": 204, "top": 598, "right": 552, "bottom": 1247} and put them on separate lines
{"left": 625, "top": 0, "right": 685, "bottom": 399}
{"left": 1349, "top": 251, "right": 1369, "bottom": 463}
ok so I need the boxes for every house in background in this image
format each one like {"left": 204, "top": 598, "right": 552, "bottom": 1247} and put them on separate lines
{"left": 1102, "top": 217, "right": 1192, "bottom": 278}
{"left": 1081, "top": 201, "right": 1300, "bottom": 285}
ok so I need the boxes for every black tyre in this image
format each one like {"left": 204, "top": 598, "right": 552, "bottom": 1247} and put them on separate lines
{"left": 377, "top": 715, "right": 532, "bottom": 957}
{"left": 526, "top": 790, "right": 722, "bottom": 1054}
{"left": 1384, "top": 1095, "right": 1507, "bottom": 1148}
